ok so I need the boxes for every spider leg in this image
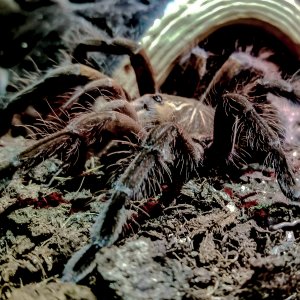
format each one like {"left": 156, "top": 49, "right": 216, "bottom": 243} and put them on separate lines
{"left": 0, "top": 103, "right": 144, "bottom": 180}
{"left": 62, "top": 122, "right": 203, "bottom": 282}
{"left": 250, "top": 77, "right": 300, "bottom": 104}
{"left": 208, "top": 93, "right": 299, "bottom": 201}
{"left": 161, "top": 47, "right": 208, "bottom": 98}
{"left": 92, "top": 99, "right": 139, "bottom": 122}
{"left": 199, "top": 51, "right": 282, "bottom": 106}
{"left": 72, "top": 37, "right": 157, "bottom": 95}
{"left": 59, "top": 77, "right": 130, "bottom": 113}
{"left": 3, "top": 63, "right": 133, "bottom": 137}
{"left": 0, "top": 64, "right": 105, "bottom": 136}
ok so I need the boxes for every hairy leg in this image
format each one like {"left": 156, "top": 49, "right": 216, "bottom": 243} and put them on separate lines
{"left": 72, "top": 37, "right": 157, "bottom": 95}
{"left": 0, "top": 101, "right": 144, "bottom": 181}
{"left": 0, "top": 64, "right": 106, "bottom": 136}
{"left": 62, "top": 122, "right": 203, "bottom": 282}
{"left": 199, "top": 51, "right": 283, "bottom": 106}
{"left": 208, "top": 93, "right": 299, "bottom": 201}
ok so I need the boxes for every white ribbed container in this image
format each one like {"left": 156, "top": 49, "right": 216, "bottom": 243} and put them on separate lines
{"left": 114, "top": 0, "right": 300, "bottom": 97}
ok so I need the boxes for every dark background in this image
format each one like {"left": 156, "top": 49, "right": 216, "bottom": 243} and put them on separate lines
{"left": 0, "top": 0, "right": 169, "bottom": 93}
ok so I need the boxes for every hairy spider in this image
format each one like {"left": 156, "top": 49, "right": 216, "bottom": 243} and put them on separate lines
{"left": 0, "top": 32, "right": 299, "bottom": 284}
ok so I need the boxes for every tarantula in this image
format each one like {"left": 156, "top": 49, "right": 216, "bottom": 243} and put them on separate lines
{"left": 0, "top": 33, "right": 299, "bottom": 284}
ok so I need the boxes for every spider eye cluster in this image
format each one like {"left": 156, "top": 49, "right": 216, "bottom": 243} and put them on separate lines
{"left": 152, "top": 95, "right": 163, "bottom": 103}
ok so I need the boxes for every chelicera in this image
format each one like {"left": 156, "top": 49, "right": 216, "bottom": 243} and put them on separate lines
{"left": 0, "top": 26, "right": 299, "bottom": 283}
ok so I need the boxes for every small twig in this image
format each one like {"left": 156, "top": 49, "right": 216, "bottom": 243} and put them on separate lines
{"left": 164, "top": 203, "right": 195, "bottom": 212}
{"left": 270, "top": 219, "right": 300, "bottom": 231}
{"left": 247, "top": 220, "right": 272, "bottom": 234}
{"left": 239, "top": 191, "right": 257, "bottom": 201}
